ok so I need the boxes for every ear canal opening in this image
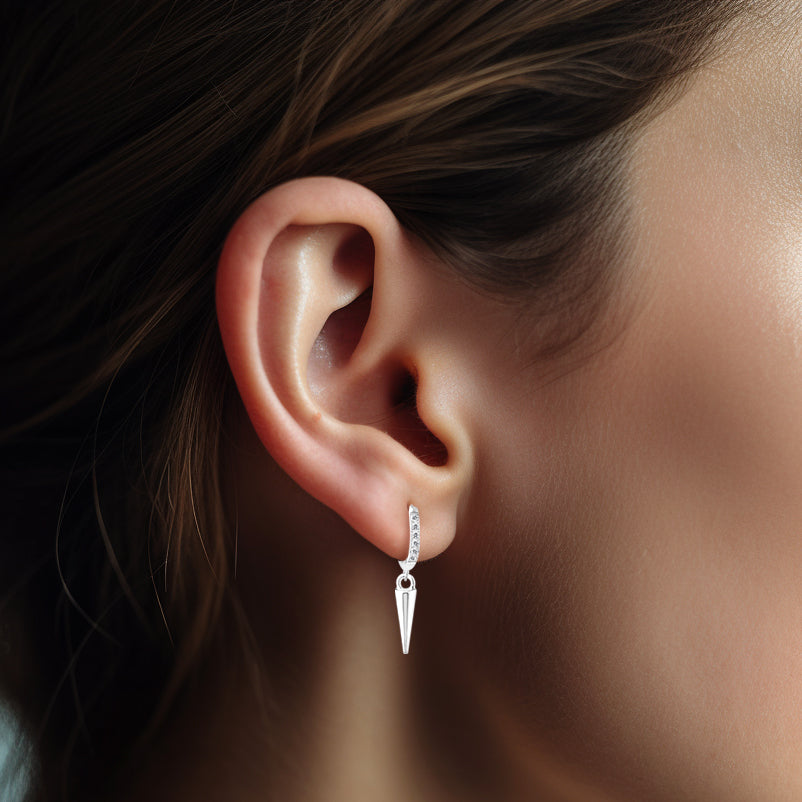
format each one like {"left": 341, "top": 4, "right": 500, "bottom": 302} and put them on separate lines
{"left": 387, "top": 371, "right": 448, "bottom": 468}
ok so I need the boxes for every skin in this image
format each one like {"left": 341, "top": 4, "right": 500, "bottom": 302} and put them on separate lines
{"left": 122, "top": 15, "right": 802, "bottom": 802}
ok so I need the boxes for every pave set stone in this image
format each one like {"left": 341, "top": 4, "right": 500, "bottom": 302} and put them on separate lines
{"left": 408, "top": 508, "right": 420, "bottom": 563}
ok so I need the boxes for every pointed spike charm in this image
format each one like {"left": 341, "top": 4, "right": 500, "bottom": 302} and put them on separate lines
{"left": 395, "top": 505, "right": 420, "bottom": 654}
{"left": 395, "top": 575, "right": 417, "bottom": 654}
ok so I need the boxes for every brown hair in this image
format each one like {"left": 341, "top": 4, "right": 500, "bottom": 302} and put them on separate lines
{"left": 0, "top": 0, "right": 756, "bottom": 797}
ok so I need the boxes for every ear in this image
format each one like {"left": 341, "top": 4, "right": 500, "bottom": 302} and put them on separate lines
{"left": 215, "top": 177, "right": 474, "bottom": 561}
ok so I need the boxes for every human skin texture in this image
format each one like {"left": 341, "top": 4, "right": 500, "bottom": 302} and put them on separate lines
{"left": 446, "top": 18, "right": 802, "bottom": 801}
{"left": 123, "top": 15, "right": 802, "bottom": 802}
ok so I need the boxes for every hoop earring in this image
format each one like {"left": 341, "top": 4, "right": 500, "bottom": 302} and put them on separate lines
{"left": 395, "top": 505, "right": 420, "bottom": 654}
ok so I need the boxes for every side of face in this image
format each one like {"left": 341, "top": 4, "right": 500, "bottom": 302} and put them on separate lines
{"left": 216, "top": 12, "right": 802, "bottom": 800}
{"left": 434, "top": 17, "right": 802, "bottom": 799}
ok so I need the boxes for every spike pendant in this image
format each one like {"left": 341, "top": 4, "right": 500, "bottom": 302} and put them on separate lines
{"left": 395, "top": 577, "right": 417, "bottom": 654}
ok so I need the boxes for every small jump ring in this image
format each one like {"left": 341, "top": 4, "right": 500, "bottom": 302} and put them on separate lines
{"left": 396, "top": 573, "right": 416, "bottom": 591}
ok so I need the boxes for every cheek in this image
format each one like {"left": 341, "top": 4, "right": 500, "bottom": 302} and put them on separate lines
{"left": 442, "top": 193, "right": 802, "bottom": 795}
{"left": 567, "top": 278, "right": 802, "bottom": 793}
{"left": 577, "top": 228, "right": 802, "bottom": 784}
{"left": 588, "top": 229, "right": 802, "bottom": 786}
{"left": 566, "top": 81, "right": 802, "bottom": 788}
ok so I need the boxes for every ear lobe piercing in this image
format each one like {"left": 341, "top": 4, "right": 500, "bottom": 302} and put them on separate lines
{"left": 395, "top": 505, "right": 420, "bottom": 654}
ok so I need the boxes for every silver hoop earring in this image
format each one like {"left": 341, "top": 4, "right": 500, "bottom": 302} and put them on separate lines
{"left": 395, "top": 505, "right": 420, "bottom": 654}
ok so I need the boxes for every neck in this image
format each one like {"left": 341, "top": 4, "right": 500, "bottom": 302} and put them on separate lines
{"left": 115, "top": 552, "right": 445, "bottom": 801}
{"left": 114, "top": 543, "right": 593, "bottom": 802}
{"left": 267, "top": 553, "right": 427, "bottom": 802}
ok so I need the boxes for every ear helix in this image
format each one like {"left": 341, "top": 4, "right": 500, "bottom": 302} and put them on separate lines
{"left": 395, "top": 504, "right": 420, "bottom": 654}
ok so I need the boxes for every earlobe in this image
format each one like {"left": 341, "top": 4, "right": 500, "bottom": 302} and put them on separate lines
{"left": 215, "top": 178, "right": 472, "bottom": 562}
